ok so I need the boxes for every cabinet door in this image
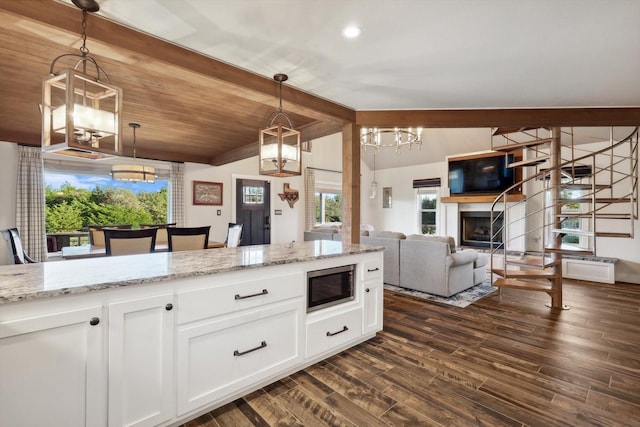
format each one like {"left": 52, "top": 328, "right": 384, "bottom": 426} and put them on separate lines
{"left": 176, "top": 301, "right": 303, "bottom": 415}
{"left": 363, "top": 279, "right": 383, "bottom": 335}
{"left": 108, "top": 293, "right": 175, "bottom": 427}
{"left": 0, "top": 306, "right": 105, "bottom": 427}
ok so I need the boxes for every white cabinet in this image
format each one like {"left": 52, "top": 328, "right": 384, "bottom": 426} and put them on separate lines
{"left": 363, "top": 279, "right": 383, "bottom": 335}
{"left": 0, "top": 306, "right": 105, "bottom": 427}
{"left": 108, "top": 293, "right": 175, "bottom": 427}
{"left": 176, "top": 301, "right": 303, "bottom": 415}
{"left": 306, "top": 306, "right": 363, "bottom": 359}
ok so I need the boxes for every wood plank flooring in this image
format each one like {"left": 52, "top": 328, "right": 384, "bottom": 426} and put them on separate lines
{"left": 181, "top": 280, "right": 640, "bottom": 426}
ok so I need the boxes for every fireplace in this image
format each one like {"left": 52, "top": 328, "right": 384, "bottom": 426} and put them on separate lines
{"left": 459, "top": 211, "right": 502, "bottom": 248}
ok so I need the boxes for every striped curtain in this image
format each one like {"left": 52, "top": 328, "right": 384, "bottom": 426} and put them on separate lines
{"left": 304, "top": 168, "right": 316, "bottom": 230}
{"left": 16, "top": 145, "right": 47, "bottom": 262}
{"left": 170, "top": 162, "right": 185, "bottom": 226}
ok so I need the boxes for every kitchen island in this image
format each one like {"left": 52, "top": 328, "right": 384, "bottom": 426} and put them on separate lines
{"left": 0, "top": 240, "right": 384, "bottom": 427}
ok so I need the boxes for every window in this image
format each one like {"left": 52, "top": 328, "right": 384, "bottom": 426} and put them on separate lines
{"left": 242, "top": 185, "right": 264, "bottom": 205}
{"left": 44, "top": 159, "right": 169, "bottom": 251}
{"left": 315, "top": 192, "right": 342, "bottom": 225}
{"left": 418, "top": 189, "right": 438, "bottom": 234}
{"left": 559, "top": 187, "right": 588, "bottom": 246}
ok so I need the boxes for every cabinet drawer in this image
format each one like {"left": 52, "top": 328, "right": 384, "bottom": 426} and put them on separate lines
{"left": 177, "top": 272, "right": 303, "bottom": 324}
{"left": 306, "top": 307, "right": 363, "bottom": 359}
{"left": 362, "top": 259, "right": 382, "bottom": 281}
{"left": 176, "top": 301, "right": 303, "bottom": 415}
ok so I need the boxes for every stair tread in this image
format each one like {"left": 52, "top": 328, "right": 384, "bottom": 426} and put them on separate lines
{"left": 556, "top": 213, "right": 631, "bottom": 219}
{"left": 544, "top": 246, "right": 594, "bottom": 255}
{"left": 507, "top": 155, "right": 551, "bottom": 168}
{"left": 492, "top": 137, "right": 555, "bottom": 151}
{"left": 596, "top": 232, "right": 633, "bottom": 238}
{"left": 493, "top": 278, "right": 553, "bottom": 292}
{"left": 551, "top": 228, "right": 594, "bottom": 236}
{"left": 492, "top": 127, "right": 541, "bottom": 136}
{"left": 558, "top": 183, "right": 611, "bottom": 190}
{"left": 492, "top": 268, "right": 560, "bottom": 279}
{"left": 564, "top": 197, "right": 632, "bottom": 203}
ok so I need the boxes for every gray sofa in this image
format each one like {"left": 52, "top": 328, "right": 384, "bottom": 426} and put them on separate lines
{"left": 400, "top": 235, "right": 483, "bottom": 297}
{"left": 359, "top": 232, "right": 488, "bottom": 297}
{"left": 360, "top": 231, "right": 406, "bottom": 286}
{"left": 303, "top": 227, "right": 342, "bottom": 241}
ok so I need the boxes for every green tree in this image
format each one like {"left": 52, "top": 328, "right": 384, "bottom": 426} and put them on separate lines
{"left": 324, "top": 194, "right": 342, "bottom": 223}
{"left": 45, "top": 201, "right": 83, "bottom": 232}
{"left": 138, "top": 188, "right": 168, "bottom": 223}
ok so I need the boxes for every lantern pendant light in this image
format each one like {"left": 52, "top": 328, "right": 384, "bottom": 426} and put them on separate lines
{"left": 259, "top": 74, "right": 301, "bottom": 177}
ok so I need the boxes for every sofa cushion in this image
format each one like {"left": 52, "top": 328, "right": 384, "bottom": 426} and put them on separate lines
{"left": 447, "top": 250, "right": 479, "bottom": 267}
{"left": 360, "top": 230, "right": 370, "bottom": 236}
{"left": 406, "top": 234, "right": 456, "bottom": 253}
{"left": 369, "top": 230, "right": 406, "bottom": 239}
{"left": 474, "top": 253, "right": 489, "bottom": 268}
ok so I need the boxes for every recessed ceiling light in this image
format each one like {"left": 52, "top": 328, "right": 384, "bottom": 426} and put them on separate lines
{"left": 342, "top": 25, "right": 361, "bottom": 39}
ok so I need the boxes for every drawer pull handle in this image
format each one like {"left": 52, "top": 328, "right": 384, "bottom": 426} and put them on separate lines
{"left": 367, "top": 267, "right": 380, "bottom": 272}
{"left": 234, "top": 341, "right": 267, "bottom": 357}
{"left": 89, "top": 317, "right": 100, "bottom": 326}
{"left": 326, "top": 325, "right": 349, "bottom": 337}
{"left": 235, "top": 289, "right": 269, "bottom": 300}
{"left": 366, "top": 288, "right": 370, "bottom": 293}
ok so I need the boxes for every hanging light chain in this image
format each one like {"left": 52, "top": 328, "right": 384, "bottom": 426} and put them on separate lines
{"left": 80, "top": 10, "right": 89, "bottom": 56}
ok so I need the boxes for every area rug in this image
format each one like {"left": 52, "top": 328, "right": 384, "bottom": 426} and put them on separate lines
{"left": 383, "top": 280, "right": 497, "bottom": 308}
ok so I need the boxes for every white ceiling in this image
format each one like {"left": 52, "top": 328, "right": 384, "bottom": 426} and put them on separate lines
{"left": 70, "top": 0, "right": 640, "bottom": 169}
{"left": 93, "top": 0, "right": 640, "bottom": 111}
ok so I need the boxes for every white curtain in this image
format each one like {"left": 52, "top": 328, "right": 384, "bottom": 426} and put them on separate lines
{"left": 16, "top": 145, "right": 47, "bottom": 261}
{"left": 170, "top": 162, "right": 185, "bottom": 226}
{"left": 304, "top": 168, "right": 315, "bottom": 230}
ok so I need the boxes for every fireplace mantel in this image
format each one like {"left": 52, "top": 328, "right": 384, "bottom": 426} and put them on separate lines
{"left": 441, "top": 194, "right": 524, "bottom": 203}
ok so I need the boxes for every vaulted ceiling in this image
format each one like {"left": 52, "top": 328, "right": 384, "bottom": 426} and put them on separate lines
{"left": 1, "top": 0, "right": 639, "bottom": 168}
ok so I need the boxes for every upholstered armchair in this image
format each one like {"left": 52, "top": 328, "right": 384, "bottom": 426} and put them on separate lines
{"left": 400, "top": 235, "right": 480, "bottom": 297}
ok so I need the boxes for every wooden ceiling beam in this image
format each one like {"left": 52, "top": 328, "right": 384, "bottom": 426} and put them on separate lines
{"left": 356, "top": 108, "right": 640, "bottom": 128}
{"left": 0, "top": 0, "right": 356, "bottom": 125}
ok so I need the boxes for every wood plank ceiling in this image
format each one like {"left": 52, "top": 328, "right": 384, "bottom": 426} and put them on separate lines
{"left": 0, "top": 0, "right": 353, "bottom": 165}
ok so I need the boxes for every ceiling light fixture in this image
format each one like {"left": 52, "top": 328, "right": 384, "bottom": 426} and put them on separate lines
{"left": 370, "top": 152, "right": 378, "bottom": 199}
{"left": 111, "top": 123, "right": 156, "bottom": 183}
{"left": 342, "top": 25, "right": 361, "bottom": 39}
{"left": 42, "top": 0, "right": 122, "bottom": 160}
{"left": 259, "top": 73, "right": 301, "bottom": 177}
{"left": 360, "top": 127, "right": 423, "bottom": 152}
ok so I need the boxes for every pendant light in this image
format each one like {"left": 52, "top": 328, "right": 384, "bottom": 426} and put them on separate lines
{"left": 259, "top": 73, "right": 301, "bottom": 177}
{"left": 111, "top": 123, "right": 156, "bottom": 183}
{"left": 42, "top": 0, "right": 122, "bottom": 160}
{"left": 370, "top": 152, "right": 378, "bottom": 199}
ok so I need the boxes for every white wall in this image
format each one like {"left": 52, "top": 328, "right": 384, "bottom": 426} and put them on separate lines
{"left": 0, "top": 142, "right": 18, "bottom": 265}
{"left": 360, "top": 149, "right": 447, "bottom": 236}
{"left": 183, "top": 133, "right": 343, "bottom": 244}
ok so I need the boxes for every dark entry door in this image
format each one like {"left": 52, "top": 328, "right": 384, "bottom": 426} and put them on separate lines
{"left": 235, "top": 178, "right": 270, "bottom": 246}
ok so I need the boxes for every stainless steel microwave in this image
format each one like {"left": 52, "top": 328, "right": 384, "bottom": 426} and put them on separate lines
{"left": 307, "top": 264, "right": 355, "bottom": 313}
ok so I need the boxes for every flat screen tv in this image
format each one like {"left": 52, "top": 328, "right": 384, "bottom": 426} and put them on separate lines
{"left": 448, "top": 153, "right": 515, "bottom": 195}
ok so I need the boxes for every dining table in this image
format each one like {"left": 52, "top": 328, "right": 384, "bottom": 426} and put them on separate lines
{"left": 61, "top": 241, "right": 226, "bottom": 260}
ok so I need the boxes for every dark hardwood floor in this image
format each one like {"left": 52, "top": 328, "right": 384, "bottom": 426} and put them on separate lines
{"left": 182, "top": 280, "right": 640, "bottom": 427}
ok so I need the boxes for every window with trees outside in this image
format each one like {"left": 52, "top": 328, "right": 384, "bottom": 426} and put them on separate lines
{"left": 559, "top": 187, "right": 587, "bottom": 246}
{"left": 44, "top": 161, "right": 169, "bottom": 251}
{"left": 418, "top": 189, "right": 438, "bottom": 234}
{"left": 315, "top": 192, "right": 342, "bottom": 225}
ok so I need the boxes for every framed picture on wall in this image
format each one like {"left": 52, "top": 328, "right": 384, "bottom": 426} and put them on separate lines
{"left": 193, "top": 181, "right": 223, "bottom": 206}
{"left": 383, "top": 187, "right": 392, "bottom": 208}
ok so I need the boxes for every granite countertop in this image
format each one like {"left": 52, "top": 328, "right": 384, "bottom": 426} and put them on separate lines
{"left": 0, "top": 241, "right": 383, "bottom": 304}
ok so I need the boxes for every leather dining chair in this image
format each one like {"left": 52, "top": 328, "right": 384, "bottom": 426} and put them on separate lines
{"left": 167, "top": 226, "right": 211, "bottom": 252}
{"left": 1, "top": 228, "right": 37, "bottom": 264}
{"left": 141, "top": 223, "right": 176, "bottom": 245}
{"left": 88, "top": 224, "right": 132, "bottom": 248}
{"left": 103, "top": 228, "right": 158, "bottom": 256}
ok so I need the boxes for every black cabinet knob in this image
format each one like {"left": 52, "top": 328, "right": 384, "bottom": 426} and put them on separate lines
{"left": 365, "top": 288, "right": 370, "bottom": 293}
{"left": 165, "top": 303, "right": 173, "bottom": 311}
{"left": 89, "top": 317, "right": 100, "bottom": 326}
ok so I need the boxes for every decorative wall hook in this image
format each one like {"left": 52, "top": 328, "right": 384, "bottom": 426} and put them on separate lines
{"left": 278, "top": 183, "right": 299, "bottom": 208}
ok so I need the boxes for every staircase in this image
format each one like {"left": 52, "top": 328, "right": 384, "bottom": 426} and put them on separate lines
{"left": 488, "top": 126, "right": 639, "bottom": 309}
